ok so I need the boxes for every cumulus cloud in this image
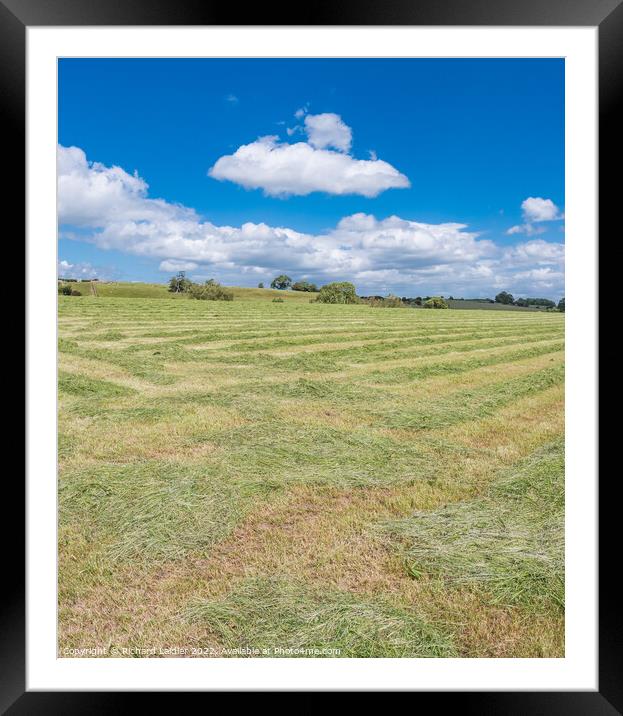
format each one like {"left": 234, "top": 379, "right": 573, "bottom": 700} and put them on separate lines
{"left": 507, "top": 196, "right": 564, "bottom": 236}
{"left": 158, "top": 259, "right": 199, "bottom": 272}
{"left": 58, "top": 146, "right": 565, "bottom": 298}
{"left": 58, "top": 145, "right": 195, "bottom": 227}
{"left": 504, "top": 239, "right": 565, "bottom": 265}
{"left": 303, "top": 113, "right": 352, "bottom": 152}
{"left": 510, "top": 267, "right": 565, "bottom": 291}
{"left": 208, "top": 113, "right": 409, "bottom": 197}
{"left": 209, "top": 136, "right": 409, "bottom": 198}
{"left": 521, "top": 197, "right": 562, "bottom": 222}
{"left": 506, "top": 223, "right": 546, "bottom": 236}
{"left": 57, "top": 258, "right": 112, "bottom": 280}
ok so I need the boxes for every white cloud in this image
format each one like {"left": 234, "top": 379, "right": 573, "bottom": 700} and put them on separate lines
{"left": 208, "top": 112, "right": 409, "bottom": 198}
{"left": 521, "top": 196, "right": 561, "bottom": 222}
{"left": 504, "top": 239, "right": 565, "bottom": 265}
{"left": 225, "top": 94, "right": 239, "bottom": 104}
{"left": 506, "top": 197, "right": 564, "bottom": 238}
{"left": 158, "top": 259, "right": 199, "bottom": 272}
{"left": 303, "top": 113, "right": 352, "bottom": 152}
{"left": 209, "top": 135, "right": 409, "bottom": 198}
{"left": 59, "top": 146, "right": 565, "bottom": 298}
{"left": 57, "top": 259, "right": 111, "bottom": 280}
{"left": 511, "top": 267, "right": 565, "bottom": 290}
{"left": 506, "top": 223, "right": 546, "bottom": 236}
{"left": 58, "top": 145, "right": 195, "bottom": 227}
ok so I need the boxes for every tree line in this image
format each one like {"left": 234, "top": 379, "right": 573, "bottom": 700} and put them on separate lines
{"left": 493, "top": 291, "right": 565, "bottom": 312}
{"left": 166, "top": 271, "right": 564, "bottom": 310}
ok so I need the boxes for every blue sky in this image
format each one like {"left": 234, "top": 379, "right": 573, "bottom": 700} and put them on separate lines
{"left": 58, "top": 58, "right": 565, "bottom": 299}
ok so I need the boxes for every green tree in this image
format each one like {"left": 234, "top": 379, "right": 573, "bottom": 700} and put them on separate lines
{"left": 314, "top": 282, "right": 359, "bottom": 304}
{"left": 258, "top": 282, "right": 264, "bottom": 289}
{"left": 495, "top": 291, "right": 514, "bottom": 305}
{"left": 168, "top": 271, "right": 192, "bottom": 293}
{"left": 514, "top": 297, "right": 529, "bottom": 307}
{"left": 526, "top": 297, "right": 556, "bottom": 308}
{"left": 557, "top": 297, "right": 565, "bottom": 312}
{"left": 270, "top": 274, "right": 292, "bottom": 290}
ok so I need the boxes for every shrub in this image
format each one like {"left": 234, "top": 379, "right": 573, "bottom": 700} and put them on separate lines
{"left": 381, "top": 294, "right": 403, "bottom": 308}
{"left": 188, "top": 281, "right": 234, "bottom": 301}
{"left": 258, "top": 282, "right": 264, "bottom": 289}
{"left": 423, "top": 297, "right": 449, "bottom": 309}
{"left": 272, "top": 297, "right": 284, "bottom": 303}
{"left": 70, "top": 289, "right": 82, "bottom": 296}
{"left": 58, "top": 284, "right": 73, "bottom": 296}
{"left": 365, "top": 294, "right": 403, "bottom": 308}
{"left": 314, "top": 281, "right": 359, "bottom": 304}
{"left": 362, "top": 296, "right": 382, "bottom": 307}
{"left": 292, "top": 280, "right": 318, "bottom": 292}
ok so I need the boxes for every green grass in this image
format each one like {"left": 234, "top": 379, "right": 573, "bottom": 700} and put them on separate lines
{"left": 59, "top": 461, "right": 274, "bottom": 562}
{"left": 58, "top": 370, "right": 135, "bottom": 398}
{"left": 58, "top": 294, "right": 565, "bottom": 657}
{"left": 60, "top": 281, "right": 179, "bottom": 299}
{"left": 185, "top": 577, "right": 456, "bottom": 657}
{"left": 383, "top": 440, "right": 564, "bottom": 614}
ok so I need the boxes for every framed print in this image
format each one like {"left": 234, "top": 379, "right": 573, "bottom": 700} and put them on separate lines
{"left": 4, "top": 0, "right": 615, "bottom": 708}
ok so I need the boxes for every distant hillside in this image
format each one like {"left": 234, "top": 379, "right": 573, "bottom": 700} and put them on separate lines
{"left": 58, "top": 281, "right": 318, "bottom": 303}
{"left": 58, "top": 281, "right": 551, "bottom": 311}
{"left": 446, "top": 299, "right": 541, "bottom": 311}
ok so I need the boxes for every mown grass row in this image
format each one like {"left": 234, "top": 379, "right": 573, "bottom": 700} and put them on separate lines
{"left": 59, "top": 330, "right": 562, "bottom": 383}
{"left": 383, "top": 440, "right": 564, "bottom": 615}
{"left": 64, "top": 316, "right": 562, "bottom": 344}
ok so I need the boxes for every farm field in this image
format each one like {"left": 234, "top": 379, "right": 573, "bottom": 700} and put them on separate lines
{"left": 58, "top": 296, "right": 565, "bottom": 658}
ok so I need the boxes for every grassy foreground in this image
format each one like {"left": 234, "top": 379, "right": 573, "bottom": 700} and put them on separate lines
{"left": 58, "top": 296, "right": 565, "bottom": 657}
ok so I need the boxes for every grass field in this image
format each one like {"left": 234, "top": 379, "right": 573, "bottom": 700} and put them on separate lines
{"left": 58, "top": 295, "right": 565, "bottom": 658}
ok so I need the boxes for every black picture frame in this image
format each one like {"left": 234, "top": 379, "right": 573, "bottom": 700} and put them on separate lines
{"left": 5, "top": 0, "right": 613, "bottom": 709}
